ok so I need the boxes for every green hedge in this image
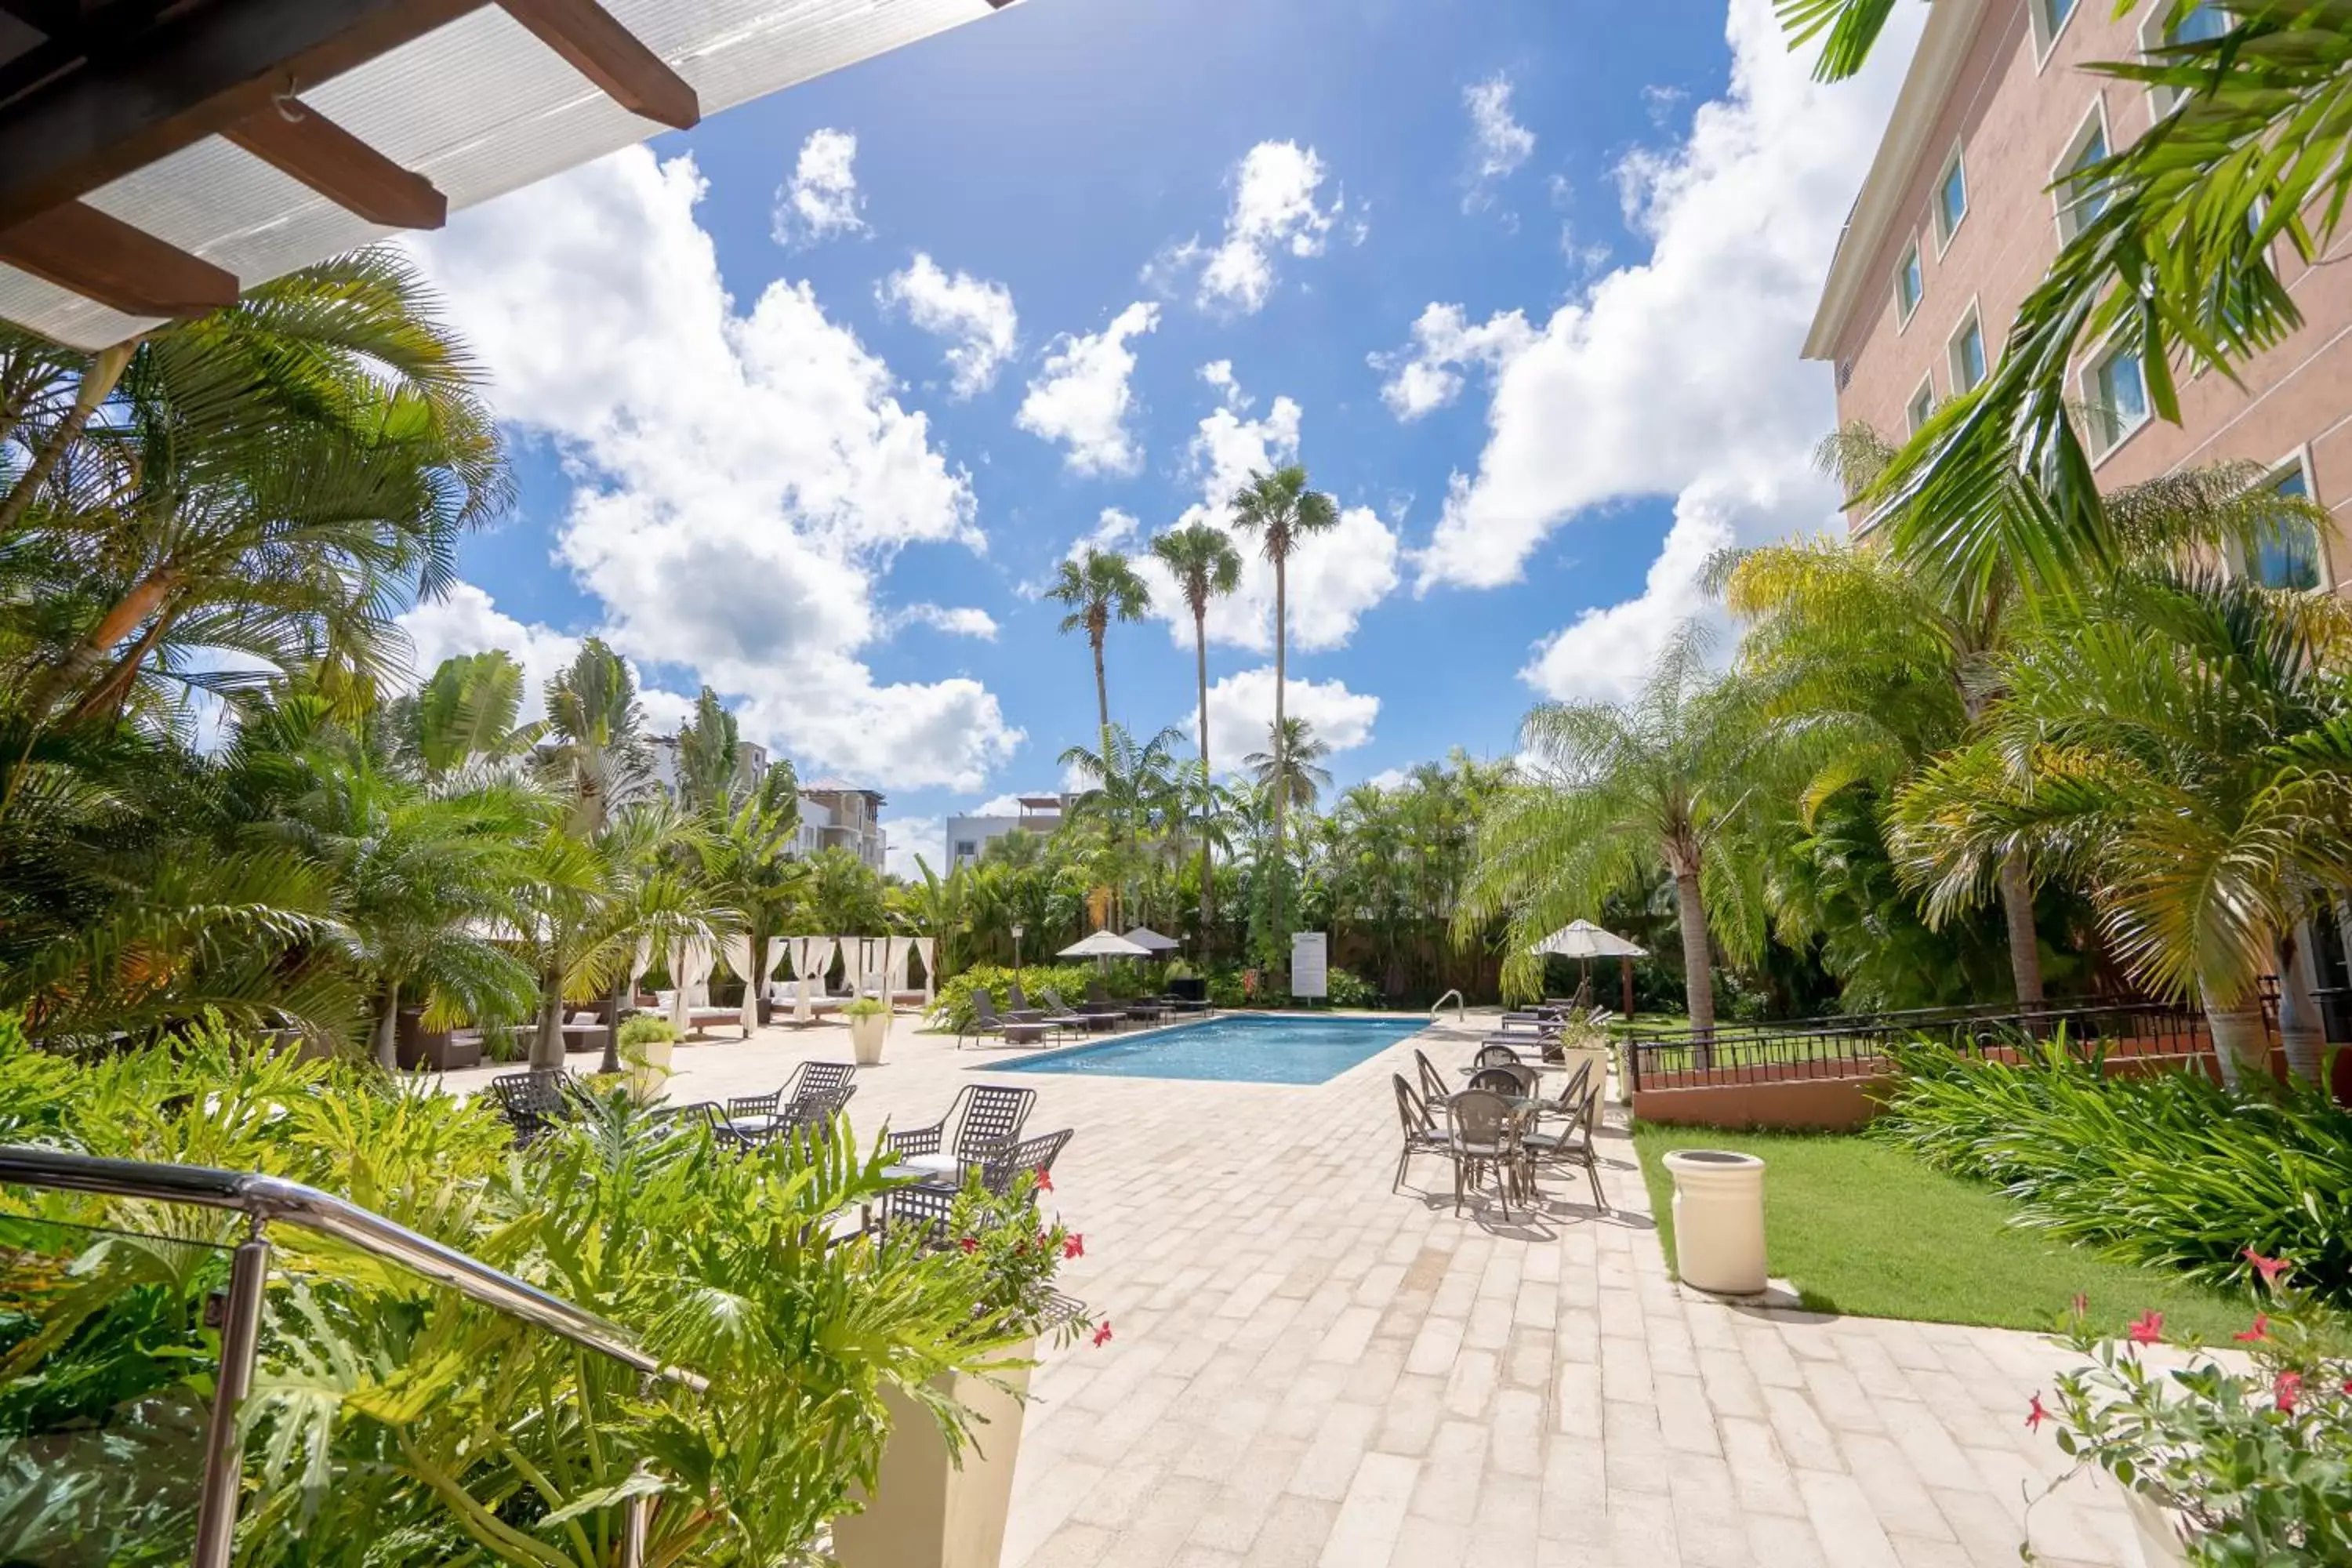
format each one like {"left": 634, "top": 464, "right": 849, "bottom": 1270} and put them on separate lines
{"left": 1875, "top": 1038, "right": 2352, "bottom": 1305}
{"left": 928, "top": 964, "right": 1107, "bottom": 1032}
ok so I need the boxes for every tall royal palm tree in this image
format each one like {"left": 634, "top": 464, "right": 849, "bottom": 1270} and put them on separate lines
{"left": 1150, "top": 521, "right": 1243, "bottom": 925}
{"left": 1047, "top": 547, "right": 1152, "bottom": 755}
{"left": 1457, "top": 626, "right": 1766, "bottom": 1044}
{"left": 1889, "top": 569, "right": 2352, "bottom": 1088}
{"left": 1229, "top": 466, "right": 1338, "bottom": 874}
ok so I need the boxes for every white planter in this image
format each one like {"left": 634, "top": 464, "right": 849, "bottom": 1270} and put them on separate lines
{"left": 2122, "top": 1490, "right": 2190, "bottom": 1568}
{"left": 1664, "top": 1149, "right": 1767, "bottom": 1296}
{"left": 833, "top": 1345, "right": 1033, "bottom": 1568}
{"left": 622, "top": 1034, "right": 673, "bottom": 1102}
{"left": 850, "top": 1010, "right": 891, "bottom": 1065}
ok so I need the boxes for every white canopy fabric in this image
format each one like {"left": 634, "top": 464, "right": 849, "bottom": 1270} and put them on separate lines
{"left": 1061, "top": 930, "right": 1154, "bottom": 960}
{"left": 2, "top": 0, "right": 1011, "bottom": 350}
{"left": 1123, "top": 927, "right": 1181, "bottom": 953}
{"left": 886, "top": 935, "right": 914, "bottom": 1000}
{"left": 792, "top": 936, "right": 837, "bottom": 1023}
{"left": 915, "top": 937, "right": 937, "bottom": 1005}
{"left": 667, "top": 935, "right": 714, "bottom": 1036}
{"left": 1532, "top": 920, "right": 1649, "bottom": 959}
{"left": 723, "top": 932, "right": 789, "bottom": 1038}
{"left": 630, "top": 936, "right": 652, "bottom": 1005}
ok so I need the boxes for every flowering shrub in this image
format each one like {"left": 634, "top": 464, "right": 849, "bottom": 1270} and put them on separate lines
{"left": 942, "top": 1171, "right": 1101, "bottom": 1350}
{"left": 2031, "top": 1254, "right": 2352, "bottom": 1563}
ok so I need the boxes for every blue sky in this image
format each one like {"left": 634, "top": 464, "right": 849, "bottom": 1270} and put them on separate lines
{"left": 399, "top": 0, "right": 1920, "bottom": 873}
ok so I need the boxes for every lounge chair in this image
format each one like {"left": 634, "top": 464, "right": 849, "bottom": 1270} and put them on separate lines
{"left": 886, "top": 1083, "right": 1037, "bottom": 1183}
{"left": 561, "top": 1011, "right": 609, "bottom": 1053}
{"left": 1123, "top": 996, "right": 1168, "bottom": 1023}
{"left": 1392, "top": 1074, "right": 1447, "bottom": 1192}
{"left": 1044, "top": 988, "right": 1116, "bottom": 1033}
{"left": 971, "top": 992, "right": 1048, "bottom": 1047}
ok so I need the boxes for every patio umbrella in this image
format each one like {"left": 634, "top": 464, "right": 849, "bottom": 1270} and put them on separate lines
{"left": 1122, "top": 926, "right": 1181, "bottom": 954}
{"left": 1531, "top": 920, "right": 1648, "bottom": 1014}
{"left": 1059, "top": 930, "right": 1155, "bottom": 960}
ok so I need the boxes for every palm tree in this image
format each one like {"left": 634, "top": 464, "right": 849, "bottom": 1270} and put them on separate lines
{"left": 1457, "top": 626, "right": 1765, "bottom": 1044}
{"left": 1889, "top": 568, "right": 2352, "bottom": 1087}
{"left": 674, "top": 684, "right": 745, "bottom": 815}
{"left": 1228, "top": 466, "right": 1338, "bottom": 875}
{"left": 1059, "top": 722, "right": 1187, "bottom": 930}
{"left": 1151, "top": 522, "right": 1243, "bottom": 927}
{"left": 1243, "top": 716, "right": 1333, "bottom": 849}
{"left": 541, "top": 637, "right": 652, "bottom": 839}
{"left": 1046, "top": 547, "right": 1152, "bottom": 755}
{"left": 394, "top": 649, "right": 546, "bottom": 776}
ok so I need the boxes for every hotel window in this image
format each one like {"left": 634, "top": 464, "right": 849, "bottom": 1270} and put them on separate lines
{"left": 1947, "top": 310, "right": 1987, "bottom": 394}
{"left": 1906, "top": 376, "right": 1936, "bottom": 437}
{"left": 2248, "top": 461, "right": 2326, "bottom": 590}
{"left": 1933, "top": 145, "right": 1969, "bottom": 249}
{"left": 2085, "top": 341, "right": 2150, "bottom": 453}
{"left": 2144, "top": 4, "right": 2230, "bottom": 116}
{"left": 2034, "top": 0, "right": 2080, "bottom": 54}
{"left": 1893, "top": 239, "right": 1923, "bottom": 325}
{"left": 2055, "top": 107, "right": 2111, "bottom": 241}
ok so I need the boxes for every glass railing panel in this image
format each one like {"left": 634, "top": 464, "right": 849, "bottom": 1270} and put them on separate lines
{"left": 0, "top": 1212, "right": 228, "bottom": 1568}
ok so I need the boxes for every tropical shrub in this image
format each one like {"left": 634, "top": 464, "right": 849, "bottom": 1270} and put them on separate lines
{"left": 0, "top": 1021, "right": 1078, "bottom": 1564}
{"left": 1324, "top": 967, "right": 1378, "bottom": 1007}
{"left": 841, "top": 996, "right": 889, "bottom": 1021}
{"left": 927, "top": 964, "right": 1095, "bottom": 1033}
{"left": 2031, "top": 1269, "right": 2352, "bottom": 1563}
{"left": 1875, "top": 1039, "right": 2352, "bottom": 1305}
{"left": 615, "top": 1014, "right": 674, "bottom": 1047}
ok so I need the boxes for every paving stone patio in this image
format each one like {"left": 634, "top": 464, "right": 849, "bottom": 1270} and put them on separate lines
{"left": 446, "top": 1010, "right": 2147, "bottom": 1567}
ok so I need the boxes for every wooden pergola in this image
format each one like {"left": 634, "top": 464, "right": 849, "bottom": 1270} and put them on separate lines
{"left": 0, "top": 0, "right": 1013, "bottom": 344}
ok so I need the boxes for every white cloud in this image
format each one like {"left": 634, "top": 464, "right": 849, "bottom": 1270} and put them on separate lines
{"left": 1200, "top": 358, "right": 1250, "bottom": 409}
{"left": 1406, "top": 0, "right": 1922, "bottom": 702}
{"left": 1201, "top": 666, "right": 1379, "bottom": 778}
{"left": 1123, "top": 368, "right": 1399, "bottom": 655}
{"left": 1464, "top": 74, "right": 1537, "bottom": 209}
{"left": 771, "top": 128, "right": 866, "bottom": 246}
{"left": 898, "top": 603, "right": 999, "bottom": 639}
{"left": 407, "top": 147, "right": 1022, "bottom": 791}
{"left": 1016, "top": 301, "right": 1158, "bottom": 475}
{"left": 1087, "top": 507, "right": 1140, "bottom": 549}
{"left": 969, "top": 793, "right": 1025, "bottom": 816}
{"left": 1371, "top": 303, "right": 1538, "bottom": 420}
{"left": 884, "top": 815, "right": 943, "bottom": 880}
{"left": 1155, "top": 141, "right": 1343, "bottom": 315}
{"left": 876, "top": 253, "right": 1018, "bottom": 398}
{"left": 1363, "top": 766, "right": 1411, "bottom": 793}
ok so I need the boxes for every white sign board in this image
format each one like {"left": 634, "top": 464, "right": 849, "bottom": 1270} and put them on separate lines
{"left": 1290, "top": 932, "right": 1329, "bottom": 1000}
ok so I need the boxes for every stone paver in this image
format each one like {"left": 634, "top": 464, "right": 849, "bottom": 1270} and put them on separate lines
{"left": 443, "top": 1011, "right": 2140, "bottom": 1566}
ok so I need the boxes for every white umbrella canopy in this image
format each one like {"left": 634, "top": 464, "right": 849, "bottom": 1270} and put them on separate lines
{"left": 1532, "top": 920, "right": 1647, "bottom": 959}
{"left": 1059, "top": 930, "right": 1155, "bottom": 960}
{"left": 1122, "top": 926, "right": 1181, "bottom": 954}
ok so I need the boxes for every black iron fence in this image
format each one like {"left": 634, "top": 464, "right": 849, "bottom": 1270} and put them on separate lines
{"left": 1619, "top": 997, "right": 2235, "bottom": 1092}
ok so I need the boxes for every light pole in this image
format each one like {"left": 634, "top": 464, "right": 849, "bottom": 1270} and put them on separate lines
{"left": 1011, "top": 922, "right": 1025, "bottom": 976}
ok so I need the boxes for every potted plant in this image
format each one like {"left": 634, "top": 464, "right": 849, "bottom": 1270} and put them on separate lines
{"left": 833, "top": 1171, "right": 1102, "bottom": 1568}
{"left": 2025, "top": 1256, "right": 2351, "bottom": 1565}
{"left": 843, "top": 996, "right": 891, "bottom": 1065}
{"left": 615, "top": 1014, "right": 676, "bottom": 1102}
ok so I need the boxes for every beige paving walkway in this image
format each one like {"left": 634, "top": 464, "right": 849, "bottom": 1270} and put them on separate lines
{"left": 444, "top": 1011, "right": 2145, "bottom": 1567}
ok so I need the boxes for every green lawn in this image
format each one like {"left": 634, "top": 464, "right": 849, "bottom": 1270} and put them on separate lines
{"left": 1631, "top": 1125, "right": 2263, "bottom": 1343}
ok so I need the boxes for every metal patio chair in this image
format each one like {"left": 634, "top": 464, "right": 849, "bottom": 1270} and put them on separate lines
{"left": 1392, "top": 1074, "right": 1448, "bottom": 1192}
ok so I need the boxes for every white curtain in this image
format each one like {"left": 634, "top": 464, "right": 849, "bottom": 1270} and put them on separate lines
{"left": 669, "top": 935, "right": 714, "bottom": 1036}
{"left": 630, "top": 936, "right": 652, "bottom": 1007}
{"left": 723, "top": 932, "right": 784, "bottom": 1038}
{"left": 915, "top": 937, "right": 937, "bottom": 1006}
{"left": 796, "top": 936, "right": 837, "bottom": 1022}
{"left": 850, "top": 936, "right": 875, "bottom": 1000}
{"left": 886, "top": 935, "right": 913, "bottom": 1004}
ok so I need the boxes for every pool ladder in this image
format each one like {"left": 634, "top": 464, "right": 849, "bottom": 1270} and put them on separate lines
{"left": 1430, "top": 989, "right": 1466, "bottom": 1023}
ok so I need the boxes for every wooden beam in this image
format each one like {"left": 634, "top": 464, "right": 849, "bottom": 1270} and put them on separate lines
{"left": 224, "top": 101, "right": 446, "bottom": 228}
{"left": 0, "top": 0, "right": 489, "bottom": 230}
{"left": 0, "top": 200, "right": 237, "bottom": 316}
{"left": 497, "top": 0, "right": 698, "bottom": 130}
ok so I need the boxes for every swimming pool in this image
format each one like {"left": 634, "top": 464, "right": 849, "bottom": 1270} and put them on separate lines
{"left": 994, "top": 1013, "right": 1427, "bottom": 1085}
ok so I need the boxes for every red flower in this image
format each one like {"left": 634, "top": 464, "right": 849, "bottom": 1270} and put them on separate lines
{"left": 958, "top": 1236, "right": 978, "bottom": 1254}
{"left": 1064, "top": 1233, "right": 1086, "bottom": 1259}
{"left": 2276, "top": 1371, "right": 2303, "bottom": 1413}
{"left": 2128, "top": 1311, "right": 2165, "bottom": 1346}
{"left": 2025, "top": 1392, "right": 2050, "bottom": 1432}
{"left": 1091, "top": 1319, "right": 1113, "bottom": 1348}
{"left": 2246, "top": 1249, "right": 2292, "bottom": 1290}
{"left": 2233, "top": 1314, "right": 2272, "bottom": 1344}
{"left": 1036, "top": 1169, "right": 1054, "bottom": 1194}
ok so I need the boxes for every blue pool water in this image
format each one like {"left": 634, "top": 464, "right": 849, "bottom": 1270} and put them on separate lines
{"left": 995, "top": 1014, "right": 1425, "bottom": 1085}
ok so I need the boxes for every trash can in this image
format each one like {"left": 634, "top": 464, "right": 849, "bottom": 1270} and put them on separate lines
{"left": 1663, "top": 1149, "right": 1766, "bottom": 1296}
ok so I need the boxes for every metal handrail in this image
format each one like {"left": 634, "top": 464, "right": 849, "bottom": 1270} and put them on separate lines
{"left": 0, "top": 1144, "right": 707, "bottom": 1394}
